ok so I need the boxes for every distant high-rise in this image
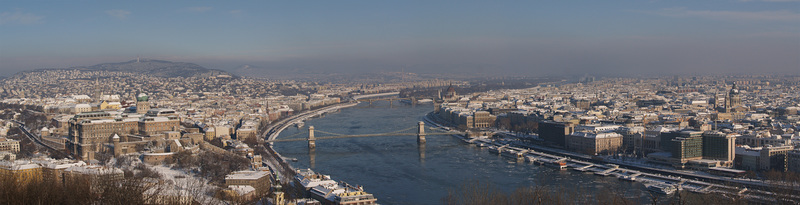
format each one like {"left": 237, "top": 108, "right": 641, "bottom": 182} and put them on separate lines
{"left": 670, "top": 134, "right": 703, "bottom": 162}
{"left": 537, "top": 121, "right": 575, "bottom": 148}
{"left": 702, "top": 131, "right": 735, "bottom": 162}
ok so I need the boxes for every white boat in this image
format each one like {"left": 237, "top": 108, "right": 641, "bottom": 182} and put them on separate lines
{"left": 297, "top": 168, "right": 378, "bottom": 204}
{"left": 646, "top": 183, "right": 676, "bottom": 195}
{"left": 417, "top": 99, "right": 434, "bottom": 104}
{"left": 618, "top": 175, "right": 637, "bottom": 181}
{"left": 500, "top": 149, "right": 524, "bottom": 159}
{"left": 487, "top": 146, "right": 502, "bottom": 154}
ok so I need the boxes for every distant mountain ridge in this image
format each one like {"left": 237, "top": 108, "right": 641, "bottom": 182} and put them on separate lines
{"left": 32, "top": 59, "right": 234, "bottom": 78}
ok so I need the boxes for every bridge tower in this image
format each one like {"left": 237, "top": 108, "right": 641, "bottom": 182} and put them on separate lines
{"left": 417, "top": 121, "right": 426, "bottom": 144}
{"left": 308, "top": 126, "right": 316, "bottom": 149}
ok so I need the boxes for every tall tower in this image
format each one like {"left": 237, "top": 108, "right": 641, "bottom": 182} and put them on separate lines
{"left": 709, "top": 91, "right": 718, "bottom": 109}
{"left": 136, "top": 93, "right": 150, "bottom": 114}
{"left": 728, "top": 84, "right": 741, "bottom": 109}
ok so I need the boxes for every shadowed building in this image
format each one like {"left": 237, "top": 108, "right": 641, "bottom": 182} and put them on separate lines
{"left": 537, "top": 121, "right": 575, "bottom": 148}
{"left": 702, "top": 131, "right": 735, "bottom": 162}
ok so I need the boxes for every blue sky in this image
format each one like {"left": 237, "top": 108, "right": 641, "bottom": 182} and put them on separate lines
{"left": 1, "top": 1, "right": 798, "bottom": 76}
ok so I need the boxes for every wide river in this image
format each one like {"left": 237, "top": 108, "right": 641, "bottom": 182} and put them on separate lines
{"left": 274, "top": 101, "right": 648, "bottom": 204}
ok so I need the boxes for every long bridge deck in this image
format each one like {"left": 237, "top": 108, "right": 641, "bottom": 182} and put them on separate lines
{"left": 267, "top": 132, "right": 462, "bottom": 142}
{"left": 266, "top": 120, "right": 464, "bottom": 144}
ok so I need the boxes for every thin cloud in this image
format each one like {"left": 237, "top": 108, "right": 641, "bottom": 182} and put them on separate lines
{"left": 184, "top": 6, "right": 212, "bottom": 12}
{"left": 105, "top": 9, "right": 131, "bottom": 19}
{"left": 643, "top": 7, "right": 800, "bottom": 21}
{"left": 230, "top": 10, "right": 243, "bottom": 17}
{"left": 0, "top": 10, "right": 44, "bottom": 25}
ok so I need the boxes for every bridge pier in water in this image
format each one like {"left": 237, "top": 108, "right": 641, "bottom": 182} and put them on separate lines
{"left": 417, "top": 121, "right": 426, "bottom": 144}
{"left": 418, "top": 143, "right": 426, "bottom": 164}
{"left": 309, "top": 147, "right": 316, "bottom": 168}
{"left": 308, "top": 126, "right": 316, "bottom": 149}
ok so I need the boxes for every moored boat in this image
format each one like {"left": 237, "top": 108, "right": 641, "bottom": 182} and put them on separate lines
{"left": 546, "top": 160, "right": 568, "bottom": 170}
{"left": 646, "top": 183, "right": 676, "bottom": 195}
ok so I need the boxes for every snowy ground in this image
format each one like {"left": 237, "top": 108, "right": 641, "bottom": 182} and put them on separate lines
{"left": 109, "top": 155, "right": 226, "bottom": 204}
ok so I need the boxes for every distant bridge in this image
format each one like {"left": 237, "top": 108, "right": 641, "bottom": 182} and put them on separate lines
{"left": 355, "top": 97, "right": 421, "bottom": 106}
{"left": 351, "top": 92, "right": 400, "bottom": 100}
{"left": 266, "top": 121, "right": 464, "bottom": 148}
{"left": 351, "top": 92, "right": 424, "bottom": 106}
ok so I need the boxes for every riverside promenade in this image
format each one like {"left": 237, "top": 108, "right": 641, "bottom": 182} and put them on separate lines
{"left": 260, "top": 92, "right": 398, "bottom": 182}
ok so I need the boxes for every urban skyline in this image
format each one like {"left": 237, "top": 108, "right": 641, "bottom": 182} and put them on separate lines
{"left": 2, "top": 1, "right": 800, "bottom": 204}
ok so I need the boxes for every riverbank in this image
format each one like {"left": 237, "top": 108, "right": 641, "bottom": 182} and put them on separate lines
{"left": 261, "top": 93, "right": 400, "bottom": 196}
{"left": 423, "top": 111, "right": 797, "bottom": 203}
{"left": 261, "top": 101, "right": 359, "bottom": 182}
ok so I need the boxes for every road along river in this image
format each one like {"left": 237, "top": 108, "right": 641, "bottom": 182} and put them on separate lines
{"left": 272, "top": 101, "right": 650, "bottom": 205}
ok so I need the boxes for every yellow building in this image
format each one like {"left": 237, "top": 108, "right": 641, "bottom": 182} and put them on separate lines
{"left": 98, "top": 101, "right": 121, "bottom": 110}
{"left": 0, "top": 160, "right": 43, "bottom": 185}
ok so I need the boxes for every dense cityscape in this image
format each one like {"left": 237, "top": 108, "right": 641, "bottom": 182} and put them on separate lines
{"left": 0, "top": 61, "right": 798, "bottom": 204}
{"left": 3, "top": 1, "right": 798, "bottom": 204}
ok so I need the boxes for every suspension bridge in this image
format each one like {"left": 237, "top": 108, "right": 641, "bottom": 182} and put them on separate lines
{"left": 355, "top": 97, "right": 420, "bottom": 106}
{"left": 266, "top": 121, "right": 464, "bottom": 148}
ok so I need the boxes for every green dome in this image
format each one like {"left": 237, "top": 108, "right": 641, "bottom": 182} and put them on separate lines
{"left": 137, "top": 93, "right": 149, "bottom": 102}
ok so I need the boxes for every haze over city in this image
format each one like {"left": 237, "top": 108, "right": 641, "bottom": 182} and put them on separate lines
{"left": 1, "top": 1, "right": 798, "bottom": 77}
{"left": 4, "top": 1, "right": 800, "bottom": 204}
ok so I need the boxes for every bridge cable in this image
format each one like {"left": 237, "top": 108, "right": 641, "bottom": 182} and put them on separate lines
{"left": 315, "top": 130, "right": 345, "bottom": 136}
{"left": 314, "top": 126, "right": 416, "bottom": 137}
{"left": 279, "top": 131, "right": 308, "bottom": 140}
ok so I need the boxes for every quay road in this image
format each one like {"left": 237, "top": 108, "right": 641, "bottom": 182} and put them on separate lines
{"left": 11, "top": 120, "right": 72, "bottom": 159}
{"left": 495, "top": 132, "right": 794, "bottom": 194}
{"left": 425, "top": 112, "right": 798, "bottom": 203}
{"left": 496, "top": 142, "right": 794, "bottom": 203}
{"left": 260, "top": 92, "right": 399, "bottom": 182}
{"left": 261, "top": 101, "right": 359, "bottom": 182}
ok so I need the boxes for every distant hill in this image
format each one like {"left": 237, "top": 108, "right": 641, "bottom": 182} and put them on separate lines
{"left": 231, "top": 64, "right": 306, "bottom": 78}
{"left": 33, "top": 59, "right": 234, "bottom": 78}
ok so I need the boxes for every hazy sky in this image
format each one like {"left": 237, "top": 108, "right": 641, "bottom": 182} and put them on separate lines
{"left": 1, "top": 1, "right": 798, "bottom": 77}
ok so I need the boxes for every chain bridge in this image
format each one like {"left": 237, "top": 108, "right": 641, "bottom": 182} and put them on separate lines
{"left": 355, "top": 97, "right": 420, "bottom": 106}
{"left": 265, "top": 121, "right": 464, "bottom": 148}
